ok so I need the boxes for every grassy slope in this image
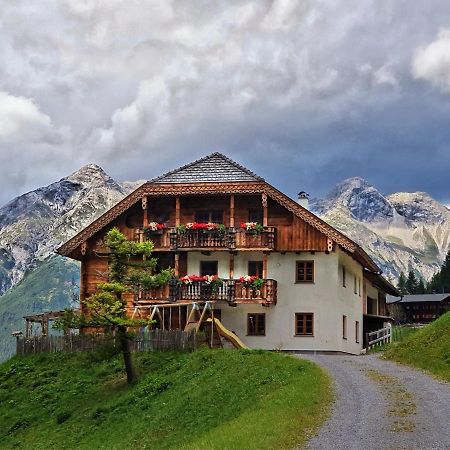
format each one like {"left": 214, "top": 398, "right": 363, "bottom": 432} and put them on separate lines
{"left": 0, "top": 349, "right": 332, "bottom": 450}
{"left": 0, "top": 257, "right": 80, "bottom": 361}
{"left": 384, "top": 312, "right": 450, "bottom": 382}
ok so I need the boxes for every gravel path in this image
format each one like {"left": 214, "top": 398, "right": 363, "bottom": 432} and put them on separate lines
{"left": 298, "top": 353, "right": 450, "bottom": 450}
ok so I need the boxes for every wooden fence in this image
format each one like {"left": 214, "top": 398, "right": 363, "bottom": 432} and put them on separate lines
{"left": 15, "top": 329, "right": 198, "bottom": 356}
{"left": 365, "top": 326, "right": 392, "bottom": 349}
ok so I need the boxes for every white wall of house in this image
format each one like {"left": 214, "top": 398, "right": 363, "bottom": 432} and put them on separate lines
{"left": 187, "top": 249, "right": 365, "bottom": 354}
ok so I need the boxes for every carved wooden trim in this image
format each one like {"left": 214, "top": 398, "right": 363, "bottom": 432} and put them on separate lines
{"left": 80, "top": 241, "right": 87, "bottom": 256}
{"left": 57, "top": 180, "right": 375, "bottom": 270}
{"left": 327, "top": 238, "right": 334, "bottom": 252}
{"left": 141, "top": 195, "right": 148, "bottom": 210}
{"left": 261, "top": 192, "right": 268, "bottom": 207}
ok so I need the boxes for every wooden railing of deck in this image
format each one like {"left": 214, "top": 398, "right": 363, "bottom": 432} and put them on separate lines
{"left": 233, "top": 279, "right": 277, "bottom": 305}
{"left": 136, "top": 279, "right": 277, "bottom": 305}
{"left": 234, "top": 227, "right": 276, "bottom": 250}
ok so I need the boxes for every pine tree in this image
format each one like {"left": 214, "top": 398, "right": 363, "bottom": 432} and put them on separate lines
{"left": 406, "top": 270, "right": 418, "bottom": 294}
{"left": 416, "top": 278, "right": 426, "bottom": 294}
{"left": 397, "top": 272, "right": 408, "bottom": 295}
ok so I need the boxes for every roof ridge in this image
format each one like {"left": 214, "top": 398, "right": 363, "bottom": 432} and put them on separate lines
{"left": 150, "top": 152, "right": 264, "bottom": 183}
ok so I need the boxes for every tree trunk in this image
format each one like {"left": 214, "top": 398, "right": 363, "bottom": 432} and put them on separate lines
{"left": 118, "top": 325, "right": 137, "bottom": 384}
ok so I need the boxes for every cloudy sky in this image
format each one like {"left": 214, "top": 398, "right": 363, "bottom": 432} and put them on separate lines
{"left": 1, "top": 0, "right": 450, "bottom": 205}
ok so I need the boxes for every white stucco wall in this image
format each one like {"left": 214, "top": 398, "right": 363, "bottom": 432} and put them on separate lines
{"left": 187, "top": 249, "right": 365, "bottom": 354}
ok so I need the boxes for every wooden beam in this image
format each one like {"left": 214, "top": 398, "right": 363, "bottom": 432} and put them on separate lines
{"left": 175, "top": 196, "right": 181, "bottom": 227}
{"left": 262, "top": 193, "right": 268, "bottom": 226}
{"left": 229, "top": 194, "right": 235, "bottom": 227}
{"left": 174, "top": 253, "right": 180, "bottom": 277}
{"left": 229, "top": 253, "right": 234, "bottom": 279}
{"left": 262, "top": 253, "right": 268, "bottom": 279}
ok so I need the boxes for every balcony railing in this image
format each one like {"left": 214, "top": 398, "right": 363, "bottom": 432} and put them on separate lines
{"left": 137, "top": 279, "right": 277, "bottom": 305}
{"left": 170, "top": 229, "right": 231, "bottom": 250}
{"left": 135, "top": 226, "right": 276, "bottom": 251}
{"left": 234, "top": 227, "right": 276, "bottom": 250}
{"left": 233, "top": 279, "right": 277, "bottom": 305}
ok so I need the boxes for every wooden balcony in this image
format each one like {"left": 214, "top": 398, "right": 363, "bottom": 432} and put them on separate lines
{"left": 170, "top": 229, "right": 231, "bottom": 250}
{"left": 232, "top": 279, "right": 277, "bottom": 305}
{"left": 234, "top": 227, "right": 276, "bottom": 250}
{"left": 136, "top": 279, "right": 277, "bottom": 305}
{"left": 135, "top": 226, "right": 276, "bottom": 251}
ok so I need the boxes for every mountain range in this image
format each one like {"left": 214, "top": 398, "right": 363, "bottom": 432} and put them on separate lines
{"left": 0, "top": 166, "right": 448, "bottom": 359}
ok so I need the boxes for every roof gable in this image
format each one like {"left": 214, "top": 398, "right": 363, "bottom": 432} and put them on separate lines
{"left": 151, "top": 152, "right": 264, "bottom": 183}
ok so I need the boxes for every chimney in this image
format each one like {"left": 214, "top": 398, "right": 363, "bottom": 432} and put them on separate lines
{"left": 298, "top": 191, "right": 309, "bottom": 210}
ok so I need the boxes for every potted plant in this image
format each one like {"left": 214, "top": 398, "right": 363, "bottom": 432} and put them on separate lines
{"left": 240, "top": 222, "right": 264, "bottom": 235}
{"left": 144, "top": 222, "right": 166, "bottom": 237}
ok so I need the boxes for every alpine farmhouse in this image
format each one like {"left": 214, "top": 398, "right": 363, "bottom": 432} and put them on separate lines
{"left": 57, "top": 153, "right": 400, "bottom": 354}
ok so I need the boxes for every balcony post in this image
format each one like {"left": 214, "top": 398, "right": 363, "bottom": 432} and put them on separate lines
{"left": 229, "top": 194, "right": 235, "bottom": 227}
{"left": 262, "top": 192, "right": 268, "bottom": 227}
{"left": 229, "top": 253, "right": 234, "bottom": 279}
{"left": 175, "top": 196, "right": 181, "bottom": 227}
{"left": 174, "top": 253, "right": 180, "bottom": 277}
{"left": 262, "top": 253, "right": 268, "bottom": 279}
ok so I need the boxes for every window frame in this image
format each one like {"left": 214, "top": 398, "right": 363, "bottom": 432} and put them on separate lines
{"left": 355, "top": 320, "right": 360, "bottom": 343}
{"left": 248, "top": 208, "right": 264, "bottom": 223}
{"left": 194, "top": 210, "right": 224, "bottom": 223}
{"left": 199, "top": 260, "right": 219, "bottom": 276}
{"left": 342, "top": 266, "right": 346, "bottom": 287}
{"left": 295, "top": 260, "right": 315, "bottom": 283}
{"left": 248, "top": 261, "right": 264, "bottom": 278}
{"left": 342, "top": 315, "right": 347, "bottom": 340}
{"left": 294, "top": 313, "right": 314, "bottom": 336}
{"left": 247, "top": 313, "right": 266, "bottom": 336}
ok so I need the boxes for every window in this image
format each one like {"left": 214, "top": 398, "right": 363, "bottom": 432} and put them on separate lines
{"left": 200, "top": 261, "right": 218, "bottom": 276}
{"left": 296, "top": 261, "right": 314, "bottom": 283}
{"left": 358, "top": 278, "right": 362, "bottom": 297}
{"left": 342, "top": 315, "right": 347, "bottom": 339}
{"left": 355, "top": 321, "right": 360, "bottom": 343}
{"left": 194, "top": 210, "right": 223, "bottom": 223}
{"left": 295, "top": 313, "right": 314, "bottom": 336}
{"left": 248, "top": 261, "right": 264, "bottom": 278}
{"left": 354, "top": 275, "right": 357, "bottom": 294}
{"left": 248, "top": 208, "right": 263, "bottom": 223}
{"left": 247, "top": 313, "right": 265, "bottom": 336}
{"left": 342, "top": 266, "right": 346, "bottom": 287}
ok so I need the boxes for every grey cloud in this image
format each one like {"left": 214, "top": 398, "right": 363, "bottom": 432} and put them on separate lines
{"left": 0, "top": 0, "right": 450, "bottom": 205}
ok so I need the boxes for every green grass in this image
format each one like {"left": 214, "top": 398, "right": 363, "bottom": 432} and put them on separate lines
{"left": 0, "top": 256, "right": 80, "bottom": 361}
{"left": 0, "top": 348, "right": 332, "bottom": 449}
{"left": 368, "top": 325, "right": 419, "bottom": 353}
{"left": 384, "top": 312, "right": 450, "bottom": 382}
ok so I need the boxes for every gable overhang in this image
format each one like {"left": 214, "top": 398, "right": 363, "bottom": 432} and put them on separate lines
{"left": 364, "top": 270, "right": 401, "bottom": 297}
{"left": 57, "top": 179, "right": 380, "bottom": 273}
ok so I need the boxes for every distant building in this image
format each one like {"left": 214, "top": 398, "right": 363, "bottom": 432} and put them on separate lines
{"left": 387, "top": 293, "right": 450, "bottom": 323}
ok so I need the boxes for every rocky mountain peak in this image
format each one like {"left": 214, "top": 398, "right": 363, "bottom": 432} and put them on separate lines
{"left": 311, "top": 177, "right": 394, "bottom": 223}
{"left": 387, "top": 192, "right": 450, "bottom": 225}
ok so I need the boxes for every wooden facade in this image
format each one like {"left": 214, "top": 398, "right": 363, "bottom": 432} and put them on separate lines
{"left": 57, "top": 153, "right": 397, "bottom": 349}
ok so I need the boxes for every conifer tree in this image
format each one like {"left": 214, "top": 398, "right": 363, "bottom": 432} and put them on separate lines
{"left": 397, "top": 272, "right": 408, "bottom": 295}
{"left": 406, "top": 270, "right": 418, "bottom": 294}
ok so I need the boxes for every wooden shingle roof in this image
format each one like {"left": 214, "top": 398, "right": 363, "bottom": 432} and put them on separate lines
{"left": 151, "top": 152, "right": 264, "bottom": 183}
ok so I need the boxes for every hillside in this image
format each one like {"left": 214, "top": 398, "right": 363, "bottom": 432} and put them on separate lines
{"left": 0, "top": 257, "right": 79, "bottom": 361}
{"left": 384, "top": 312, "right": 450, "bottom": 381}
{"left": 0, "top": 349, "right": 331, "bottom": 450}
{"left": 311, "top": 177, "right": 449, "bottom": 281}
